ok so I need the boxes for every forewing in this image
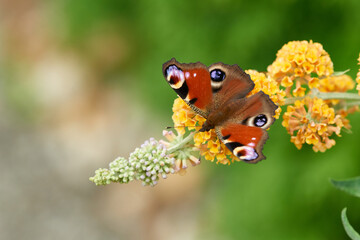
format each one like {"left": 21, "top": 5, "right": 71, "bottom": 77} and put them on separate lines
{"left": 163, "top": 58, "right": 213, "bottom": 117}
{"left": 208, "top": 62, "right": 255, "bottom": 109}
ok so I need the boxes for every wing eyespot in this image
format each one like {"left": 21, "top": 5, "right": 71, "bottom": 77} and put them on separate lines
{"left": 210, "top": 69, "right": 226, "bottom": 82}
{"left": 246, "top": 113, "right": 273, "bottom": 129}
{"left": 164, "top": 65, "right": 185, "bottom": 89}
{"left": 165, "top": 65, "right": 180, "bottom": 77}
{"left": 233, "top": 146, "right": 259, "bottom": 161}
{"left": 209, "top": 69, "right": 226, "bottom": 92}
{"left": 254, "top": 114, "right": 267, "bottom": 127}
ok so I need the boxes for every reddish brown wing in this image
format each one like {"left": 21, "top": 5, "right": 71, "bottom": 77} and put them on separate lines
{"left": 162, "top": 59, "right": 255, "bottom": 118}
{"left": 216, "top": 91, "right": 278, "bottom": 163}
{"left": 207, "top": 62, "right": 254, "bottom": 111}
{"left": 162, "top": 58, "right": 213, "bottom": 117}
{"left": 227, "top": 91, "right": 277, "bottom": 127}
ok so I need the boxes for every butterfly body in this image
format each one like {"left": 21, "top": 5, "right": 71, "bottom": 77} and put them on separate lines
{"left": 163, "top": 58, "right": 277, "bottom": 163}
{"left": 199, "top": 99, "right": 242, "bottom": 132}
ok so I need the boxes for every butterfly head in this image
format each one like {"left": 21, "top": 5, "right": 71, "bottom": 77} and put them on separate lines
{"left": 199, "top": 120, "right": 214, "bottom": 132}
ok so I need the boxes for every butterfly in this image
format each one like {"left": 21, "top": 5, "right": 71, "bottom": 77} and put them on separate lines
{"left": 162, "top": 58, "right": 278, "bottom": 163}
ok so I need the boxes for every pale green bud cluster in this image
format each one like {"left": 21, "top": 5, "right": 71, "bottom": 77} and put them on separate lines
{"left": 130, "top": 138, "right": 175, "bottom": 186}
{"left": 89, "top": 157, "right": 135, "bottom": 185}
{"left": 90, "top": 138, "right": 175, "bottom": 187}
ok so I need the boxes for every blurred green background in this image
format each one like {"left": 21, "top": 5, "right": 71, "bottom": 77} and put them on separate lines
{"left": 1, "top": 0, "right": 360, "bottom": 239}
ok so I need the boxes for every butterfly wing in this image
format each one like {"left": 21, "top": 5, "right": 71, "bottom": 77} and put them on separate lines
{"left": 217, "top": 123, "right": 268, "bottom": 163}
{"left": 162, "top": 59, "right": 255, "bottom": 117}
{"left": 208, "top": 62, "right": 255, "bottom": 108}
{"left": 216, "top": 91, "right": 278, "bottom": 163}
{"left": 163, "top": 58, "right": 213, "bottom": 117}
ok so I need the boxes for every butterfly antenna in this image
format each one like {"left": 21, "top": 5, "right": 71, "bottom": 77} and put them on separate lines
{"left": 166, "top": 126, "right": 184, "bottom": 130}
{"left": 166, "top": 114, "right": 202, "bottom": 130}
{"left": 166, "top": 125, "right": 197, "bottom": 130}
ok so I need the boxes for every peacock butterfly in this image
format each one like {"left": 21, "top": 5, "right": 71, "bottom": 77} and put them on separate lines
{"left": 162, "top": 58, "right": 277, "bottom": 163}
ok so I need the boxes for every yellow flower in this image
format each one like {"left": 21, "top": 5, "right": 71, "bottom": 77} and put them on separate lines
{"left": 308, "top": 77, "right": 320, "bottom": 89}
{"left": 172, "top": 98, "right": 201, "bottom": 135}
{"left": 318, "top": 74, "right": 355, "bottom": 105}
{"left": 172, "top": 97, "right": 238, "bottom": 165}
{"left": 319, "top": 74, "right": 354, "bottom": 92}
{"left": 267, "top": 40, "right": 334, "bottom": 97}
{"left": 305, "top": 132, "right": 319, "bottom": 145}
{"left": 303, "top": 62, "right": 315, "bottom": 74}
{"left": 246, "top": 70, "right": 286, "bottom": 118}
{"left": 282, "top": 97, "right": 344, "bottom": 152}
{"left": 281, "top": 76, "right": 293, "bottom": 87}
{"left": 336, "top": 106, "right": 358, "bottom": 130}
{"left": 293, "top": 86, "right": 306, "bottom": 97}
{"left": 195, "top": 129, "right": 238, "bottom": 165}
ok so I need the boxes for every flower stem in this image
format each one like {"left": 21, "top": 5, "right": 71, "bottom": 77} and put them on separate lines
{"left": 345, "top": 101, "right": 360, "bottom": 107}
{"left": 284, "top": 89, "right": 360, "bottom": 105}
{"left": 168, "top": 132, "right": 195, "bottom": 154}
{"left": 315, "top": 92, "right": 360, "bottom": 101}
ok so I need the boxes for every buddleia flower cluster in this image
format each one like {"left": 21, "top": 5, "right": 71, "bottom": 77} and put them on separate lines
{"left": 268, "top": 40, "right": 359, "bottom": 152}
{"left": 283, "top": 97, "right": 344, "bottom": 152}
{"left": 91, "top": 40, "right": 360, "bottom": 187}
{"left": 267, "top": 40, "right": 334, "bottom": 96}
{"left": 90, "top": 133, "right": 200, "bottom": 186}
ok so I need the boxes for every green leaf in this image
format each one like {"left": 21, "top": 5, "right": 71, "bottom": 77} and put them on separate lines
{"left": 341, "top": 208, "right": 360, "bottom": 240}
{"left": 330, "top": 177, "right": 360, "bottom": 198}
